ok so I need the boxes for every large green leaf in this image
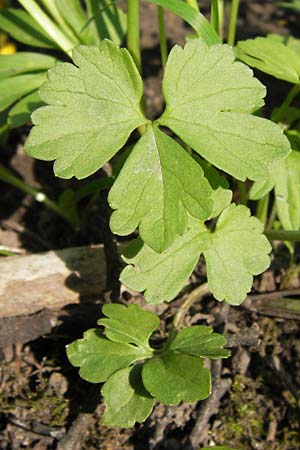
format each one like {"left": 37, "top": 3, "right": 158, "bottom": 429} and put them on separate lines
{"left": 8, "top": 91, "right": 43, "bottom": 128}
{"left": 120, "top": 218, "right": 205, "bottom": 304}
{"left": 66, "top": 329, "right": 150, "bottom": 383}
{"left": 142, "top": 352, "right": 211, "bottom": 404}
{"left": 170, "top": 326, "right": 231, "bottom": 359}
{"left": 109, "top": 124, "right": 213, "bottom": 252}
{"left": 236, "top": 34, "right": 300, "bottom": 84}
{"left": 0, "top": 8, "right": 57, "bottom": 48}
{"left": 98, "top": 303, "right": 159, "bottom": 349}
{"left": 102, "top": 365, "right": 154, "bottom": 428}
{"left": 25, "top": 41, "right": 146, "bottom": 179}
{"left": 158, "top": 39, "right": 290, "bottom": 181}
{"left": 0, "top": 72, "right": 47, "bottom": 112}
{"left": 0, "top": 52, "right": 56, "bottom": 79}
{"left": 121, "top": 205, "right": 271, "bottom": 305}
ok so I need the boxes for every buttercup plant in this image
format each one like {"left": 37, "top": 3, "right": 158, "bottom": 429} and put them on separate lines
{"left": 19, "top": 0, "right": 300, "bottom": 428}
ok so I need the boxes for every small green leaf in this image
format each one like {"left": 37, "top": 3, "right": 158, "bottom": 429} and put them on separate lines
{"left": 66, "top": 329, "right": 150, "bottom": 383}
{"left": 142, "top": 352, "right": 211, "bottom": 404}
{"left": 25, "top": 40, "right": 146, "bottom": 179}
{"left": 121, "top": 204, "right": 271, "bottom": 305}
{"left": 102, "top": 365, "right": 154, "bottom": 428}
{"left": 0, "top": 52, "right": 57, "bottom": 79}
{"left": 0, "top": 8, "right": 57, "bottom": 49}
{"left": 170, "top": 326, "right": 230, "bottom": 359}
{"left": 0, "top": 72, "right": 47, "bottom": 112}
{"left": 120, "top": 218, "right": 205, "bottom": 304}
{"left": 8, "top": 91, "right": 43, "bottom": 129}
{"left": 98, "top": 303, "right": 159, "bottom": 348}
{"left": 159, "top": 39, "right": 290, "bottom": 181}
{"left": 236, "top": 34, "right": 300, "bottom": 84}
{"left": 203, "top": 204, "right": 271, "bottom": 305}
{"left": 109, "top": 124, "right": 213, "bottom": 252}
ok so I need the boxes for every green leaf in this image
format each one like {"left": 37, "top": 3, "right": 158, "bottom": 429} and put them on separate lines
{"left": 202, "top": 447, "right": 238, "bottom": 450}
{"left": 249, "top": 175, "right": 275, "bottom": 201}
{"left": 0, "top": 8, "right": 57, "bottom": 48}
{"left": 203, "top": 204, "right": 271, "bottom": 305}
{"left": 158, "top": 39, "right": 290, "bottom": 181}
{"left": 170, "top": 326, "right": 230, "bottom": 359}
{"left": 102, "top": 365, "right": 154, "bottom": 428}
{"left": 274, "top": 150, "right": 300, "bottom": 230}
{"left": 55, "top": 0, "right": 95, "bottom": 45}
{"left": 66, "top": 329, "right": 150, "bottom": 383}
{"left": 25, "top": 40, "right": 146, "bottom": 179}
{"left": 98, "top": 303, "right": 160, "bottom": 349}
{"left": 146, "top": 0, "right": 220, "bottom": 46}
{"left": 0, "top": 52, "right": 57, "bottom": 79}
{"left": 0, "top": 72, "right": 47, "bottom": 112}
{"left": 86, "top": 0, "right": 127, "bottom": 46}
{"left": 109, "top": 124, "right": 213, "bottom": 252}
{"left": 8, "top": 91, "right": 43, "bottom": 129}
{"left": 236, "top": 34, "right": 300, "bottom": 84}
{"left": 121, "top": 204, "right": 271, "bottom": 305}
{"left": 142, "top": 352, "right": 211, "bottom": 404}
{"left": 120, "top": 218, "right": 205, "bottom": 304}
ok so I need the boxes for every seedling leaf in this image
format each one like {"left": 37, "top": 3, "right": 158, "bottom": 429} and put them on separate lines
{"left": 98, "top": 303, "right": 160, "bottom": 349}
{"left": 159, "top": 39, "right": 290, "bottom": 181}
{"left": 102, "top": 365, "right": 154, "bottom": 428}
{"left": 142, "top": 352, "right": 211, "bottom": 404}
{"left": 170, "top": 326, "right": 231, "bottom": 359}
{"left": 109, "top": 124, "right": 213, "bottom": 252}
{"left": 66, "top": 329, "right": 150, "bottom": 383}
{"left": 121, "top": 205, "right": 271, "bottom": 305}
{"left": 25, "top": 40, "right": 147, "bottom": 179}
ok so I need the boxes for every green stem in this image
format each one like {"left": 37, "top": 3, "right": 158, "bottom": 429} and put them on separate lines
{"left": 237, "top": 180, "right": 247, "bottom": 205}
{"left": 18, "top": 0, "right": 74, "bottom": 55}
{"left": 186, "top": 0, "right": 199, "bottom": 11}
{"left": 158, "top": 6, "right": 167, "bottom": 69}
{"left": 0, "top": 164, "right": 77, "bottom": 227}
{"left": 211, "top": 0, "right": 219, "bottom": 35}
{"left": 272, "top": 84, "right": 300, "bottom": 123}
{"left": 280, "top": 262, "right": 300, "bottom": 290}
{"left": 256, "top": 194, "right": 269, "bottom": 226}
{"left": 218, "top": 0, "right": 224, "bottom": 39}
{"left": 266, "top": 201, "right": 277, "bottom": 230}
{"left": 227, "top": 0, "right": 240, "bottom": 46}
{"left": 265, "top": 230, "right": 300, "bottom": 242}
{"left": 127, "top": 0, "right": 141, "bottom": 72}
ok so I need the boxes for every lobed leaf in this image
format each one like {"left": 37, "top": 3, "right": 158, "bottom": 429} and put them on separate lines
{"left": 98, "top": 303, "right": 159, "bottom": 349}
{"left": 121, "top": 204, "right": 271, "bottom": 305}
{"left": 109, "top": 124, "right": 213, "bottom": 252}
{"left": 102, "top": 365, "right": 154, "bottom": 428}
{"left": 142, "top": 352, "right": 211, "bottom": 404}
{"left": 25, "top": 40, "right": 146, "bottom": 179}
{"left": 170, "top": 326, "right": 231, "bottom": 359}
{"left": 158, "top": 39, "right": 290, "bottom": 181}
{"left": 120, "top": 218, "right": 205, "bottom": 304}
{"left": 66, "top": 329, "right": 150, "bottom": 383}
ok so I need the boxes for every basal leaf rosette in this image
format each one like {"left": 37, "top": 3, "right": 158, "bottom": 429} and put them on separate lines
{"left": 121, "top": 204, "right": 271, "bottom": 305}
{"left": 67, "top": 304, "right": 229, "bottom": 427}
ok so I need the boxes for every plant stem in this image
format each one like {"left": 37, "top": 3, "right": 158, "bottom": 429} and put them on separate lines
{"left": 272, "top": 84, "right": 300, "bottom": 123}
{"left": 265, "top": 230, "right": 300, "bottom": 242}
{"left": 0, "top": 164, "right": 77, "bottom": 227}
{"left": 218, "top": 0, "right": 224, "bottom": 39}
{"left": 211, "top": 0, "right": 219, "bottom": 35}
{"left": 280, "top": 262, "right": 300, "bottom": 290}
{"left": 256, "top": 194, "right": 269, "bottom": 226}
{"left": 237, "top": 180, "right": 247, "bottom": 205}
{"left": 39, "top": 0, "right": 78, "bottom": 42}
{"left": 186, "top": 0, "right": 199, "bottom": 11}
{"left": 227, "top": 0, "right": 240, "bottom": 46}
{"left": 127, "top": 0, "right": 141, "bottom": 72}
{"left": 17, "top": 0, "right": 74, "bottom": 55}
{"left": 266, "top": 201, "right": 277, "bottom": 230}
{"left": 173, "top": 283, "right": 209, "bottom": 330}
{"left": 157, "top": 6, "right": 167, "bottom": 69}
